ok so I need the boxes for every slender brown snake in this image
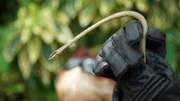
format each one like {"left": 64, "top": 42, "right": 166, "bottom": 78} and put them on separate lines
{"left": 49, "top": 11, "right": 148, "bottom": 63}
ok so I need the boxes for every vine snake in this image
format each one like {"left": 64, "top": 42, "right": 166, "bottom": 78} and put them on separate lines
{"left": 49, "top": 11, "right": 148, "bottom": 63}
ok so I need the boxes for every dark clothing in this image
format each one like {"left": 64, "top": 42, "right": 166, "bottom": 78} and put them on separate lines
{"left": 93, "top": 20, "right": 180, "bottom": 101}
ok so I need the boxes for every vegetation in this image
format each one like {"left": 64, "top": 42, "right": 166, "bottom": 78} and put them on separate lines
{"left": 0, "top": 0, "right": 180, "bottom": 100}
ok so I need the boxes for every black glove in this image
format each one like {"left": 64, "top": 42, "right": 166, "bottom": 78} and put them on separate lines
{"left": 93, "top": 20, "right": 180, "bottom": 101}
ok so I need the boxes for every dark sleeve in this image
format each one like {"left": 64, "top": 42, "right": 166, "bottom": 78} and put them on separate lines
{"left": 122, "top": 51, "right": 180, "bottom": 101}
{"left": 112, "top": 84, "right": 124, "bottom": 101}
{"left": 154, "top": 80, "right": 180, "bottom": 101}
{"left": 139, "top": 51, "right": 180, "bottom": 101}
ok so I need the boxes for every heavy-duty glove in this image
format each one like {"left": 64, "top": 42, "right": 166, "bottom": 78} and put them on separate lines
{"left": 93, "top": 20, "right": 180, "bottom": 101}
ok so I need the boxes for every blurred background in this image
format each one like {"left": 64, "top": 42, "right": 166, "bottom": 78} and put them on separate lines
{"left": 0, "top": 0, "right": 180, "bottom": 101}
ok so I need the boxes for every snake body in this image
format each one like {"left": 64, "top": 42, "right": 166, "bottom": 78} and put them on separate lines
{"left": 49, "top": 11, "right": 148, "bottom": 63}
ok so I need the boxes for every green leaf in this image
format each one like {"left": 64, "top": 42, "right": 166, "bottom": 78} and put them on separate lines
{"left": 135, "top": 0, "right": 148, "bottom": 12}
{"left": 32, "top": 25, "right": 43, "bottom": 36}
{"left": 74, "top": 0, "right": 83, "bottom": 11}
{"left": 24, "top": 17, "right": 34, "bottom": 28}
{"left": 27, "top": 36, "right": 41, "bottom": 64}
{"left": 123, "top": 0, "right": 134, "bottom": 9}
{"left": 50, "top": 0, "right": 60, "bottom": 11}
{"left": 116, "top": 0, "right": 133, "bottom": 9}
{"left": 41, "top": 68, "right": 50, "bottom": 86}
{"left": 20, "top": 27, "right": 32, "bottom": 44}
{"left": 79, "top": 4, "right": 97, "bottom": 27}
{"left": 99, "top": 0, "right": 115, "bottom": 16}
{"left": 0, "top": 52, "right": 9, "bottom": 73}
{"left": 41, "top": 43, "right": 60, "bottom": 73}
{"left": 4, "top": 33, "right": 21, "bottom": 62}
{"left": 64, "top": 2, "right": 77, "bottom": 19}
{"left": 41, "top": 30, "right": 55, "bottom": 44}
{"left": 17, "top": 7, "right": 27, "bottom": 19}
{"left": 56, "top": 26, "right": 73, "bottom": 44}
{"left": 18, "top": 48, "right": 32, "bottom": 79}
{"left": 166, "top": 34, "right": 177, "bottom": 70}
{"left": 9, "top": 83, "right": 25, "bottom": 94}
{"left": 16, "top": 7, "right": 27, "bottom": 26}
{"left": 100, "top": 22, "right": 111, "bottom": 32}
{"left": 56, "top": 11, "right": 70, "bottom": 25}
{"left": 0, "top": 26, "right": 12, "bottom": 73}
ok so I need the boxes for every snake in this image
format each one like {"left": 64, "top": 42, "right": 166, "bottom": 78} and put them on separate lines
{"left": 49, "top": 11, "right": 148, "bottom": 63}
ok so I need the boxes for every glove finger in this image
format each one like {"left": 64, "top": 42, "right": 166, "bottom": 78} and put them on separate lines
{"left": 101, "top": 41, "right": 130, "bottom": 78}
{"left": 93, "top": 51, "right": 108, "bottom": 75}
{"left": 93, "top": 33, "right": 121, "bottom": 79}
{"left": 123, "top": 20, "right": 143, "bottom": 45}
{"left": 147, "top": 28, "right": 166, "bottom": 58}
{"left": 93, "top": 51, "right": 115, "bottom": 79}
{"left": 112, "top": 21, "right": 143, "bottom": 69}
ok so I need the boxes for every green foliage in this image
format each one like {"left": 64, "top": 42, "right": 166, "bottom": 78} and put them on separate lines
{"left": 0, "top": 27, "right": 10, "bottom": 73}
{"left": 1, "top": 0, "right": 180, "bottom": 100}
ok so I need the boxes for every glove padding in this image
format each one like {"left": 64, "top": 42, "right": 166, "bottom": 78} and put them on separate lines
{"left": 93, "top": 20, "right": 180, "bottom": 101}
{"left": 93, "top": 20, "right": 166, "bottom": 79}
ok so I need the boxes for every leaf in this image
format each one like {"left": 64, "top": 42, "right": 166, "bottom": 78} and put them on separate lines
{"left": 27, "top": 36, "right": 41, "bottom": 64}
{"left": 64, "top": 2, "right": 77, "bottom": 19}
{"left": 99, "top": 0, "right": 115, "bottom": 16}
{"left": 28, "top": 3, "right": 37, "bottom": 13}
{"left": 0, "top": 27, "right": 13, "bottom": 73}
{"left": 4, "top": 33, "right": 21, "bottom": 62}
{"left": 18, "top": 48, "right": 32, "bottom": 79}
{"left": 9, "top": 83, "right": 25, "bottom": 94}
{"left": 56, "top": 11, "right": 70, "bottom": 25}
{"left": 50, "top": 0, "right": 59, "bottom": 11}
{"left": 79, "top": 4, "right": 97, "bottom": 27}
{"left": 39, "top": 8, "right": 57, "bottom": 44}
{"left": 148, "top": 12, "right": 169, "bottom": 30}
{"left": 56, "top": 26, "right": 73, "bottom": 44}
{"left": 41, "top": 43, "right": 60, "bottom": 73}
{"left": 116, "top": 0, "right": 133, "bottom": 9}
{"left": 20, "top": 27, "right": 32, "bottom": 44}
{"left": 135, "top": 0, "right": 148, "bottom": 12}
{"left": 24, "top": 17, "right": 34, "bottom": 28}
{"left": 16, "top": 7, "right": 27, "bottom": 27}
{"left": 41, "top": 30, "right": 55, "bottom": 44}
{"left": 40, "top": 7, "right": 54, "bottom": 23}
{"left": 166, "top": 34, "right": 177, "bottom": 70}
{"left": 0, "top": 52, "right": 9, "bottom": 73}
{"left": 74, "top": 0, "right": 83, "bottom": 11}
{"left": 41, "top": 68, "right": 50, "bottom": 86}
{"left": 32, "top": 25, "right": 43, "bottom": 36}
{"left": 123, "top": 0, "right": 134, "bottom": 9}
{"left": 17, "top": 7, "right": 27, "bottom": 19}
{"left": 100, "top": 22, "right": 111, "bottom": 32}
{"left": 116, "top": 0, "right": 123, "bottom": 5}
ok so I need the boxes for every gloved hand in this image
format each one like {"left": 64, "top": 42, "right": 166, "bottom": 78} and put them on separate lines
{"left": 93, "top": 20, "right": 180, "bottom": 101}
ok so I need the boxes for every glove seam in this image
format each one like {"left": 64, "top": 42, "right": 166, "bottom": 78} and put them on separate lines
{"left": 112, "top": 43, "right": 129, "bottom": 68}
{"left": 108, "top": 46, "right": 129, "bottom": 78}
{"left": 132, "top": 74, "right": 169, "bottom": 101}
{"left": 163, "top": 68, "right": 180, "bottom": 90}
